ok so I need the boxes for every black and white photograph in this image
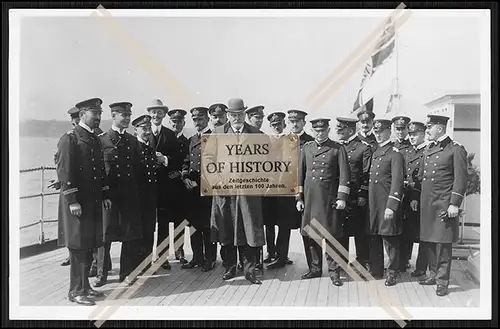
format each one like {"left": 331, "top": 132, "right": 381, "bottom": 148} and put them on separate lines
{"left": 8, "top": 6, "right": 492, "bottom": 324}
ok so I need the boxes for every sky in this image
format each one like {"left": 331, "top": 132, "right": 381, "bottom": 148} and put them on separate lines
{"left": 15, "top": 10, "right": 485, "bottom": 131}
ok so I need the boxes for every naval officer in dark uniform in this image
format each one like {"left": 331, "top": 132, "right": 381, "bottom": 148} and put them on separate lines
{"left": 335, "top": 116, "right": 373, "bottom": 275}
{"left": 356, "top": 102, "right": 377, "bottom": 149}
{"left": 265, "top": 109, "right": 314, "bottom": 269}
{"left": 417, "top": 115, "right": 467, "bottom": 297}
{"left": 402, "top": 121, "right": 429, "bottom": 277}
{"left": 367, "top": 119, "right": 405, "bottom": 287}
{"left": 245, "top": 105, "right": 265, "bottom": 132}
{"left": 167, "top": 108, "right": 190, "bottom": 265}
{"left": 96, "top": 102, "right": 143, "bottom": 287}
{"left": 56, "top": 98, "right": 111, "bottom": 305}
{"left": 181, "top": 107, "right": 217, "bottom": 272}
{"left": 209, "top": 103, "right": 229, "bottom": 129}
{"left": 132, "top": 114, "right": 159, "bottom": 274}
{"left": 296, "top": 118, "right": 351, "bottom": 286}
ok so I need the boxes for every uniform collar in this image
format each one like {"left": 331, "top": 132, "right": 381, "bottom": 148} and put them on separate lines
{"left": 137, "top": 135, "right": 149, "bottom": 145}
{"left": 78, "top": 121, "right": 94, "bottom": 134}
{"left": 415, "top": 141, "right": 427, "bottom": 150}
{"left": 295, "top": 130, "right": 305, "bottom": 136}
{"left": 341, "top": 133, "right": 357, "bottom": 144}
{"left": 437, "top": 134, "right": 450, "bottom": 142}
{"left": 176, "top": 130, "right": 184, "bottom": 139}
{"left": 378, "top": 138, "right": 391, "bottom": 148}
{"left": 359, "top": 130, "right": 373, "bottom": 138}
{"left": 111, "top": 125, "right": 126, "bottom": 135}
{"left": 197, "top": 126, "right": 210, "bottom": 136}
{"left": 315, "top": 137, "right": 329, "bottom": 146}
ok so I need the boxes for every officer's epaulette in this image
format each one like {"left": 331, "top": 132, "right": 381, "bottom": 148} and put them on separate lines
{"left": 452, "top": 140, "right": 463, "bottom": 147}
{"left": 361, "top": 140, "right": 370, "bottom": 147}
{"left": 304, "top": 141, "right": 315, "bottom": 147}
{"left": 66, "top": 130, "right": 74, "bottom": 135}
{"left": 98, "top": 131, "right": 106, "bottom": 137}
{"left": 393, "top": 147, "right": 399, "bottom": 152}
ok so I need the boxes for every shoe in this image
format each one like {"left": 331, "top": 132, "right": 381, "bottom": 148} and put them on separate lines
{"left": 69, "top": 295, "right": 95, "bottom": 306}
{"left": 60, "top": 258, "right": 70, "bottom": 266}
{"left": 182, "top": 261, "right": 200, "bottom": 269}
{"left": 85, "top": 288, "right": 104, "bottom": 298}
{"left": 237, "top": 262, "right": 244, "bottom": 272}
{"left": 201, "top": 261, "right": 216, "bottom": 272}
{"left": 266, "top": 258, "right": 286, "bottom": 270}
{"left": 411, "top": 270, "right": 426, "bottom": 277}
{"left": 179, "top": 257, "right": 188, "bottom": 264}
{"left": 88, "top": 267, "right": 97, "bottom": 278}
{"left": 93, "top": 277, "right": 107, "bottom": 288}
{"left": 161, "top": 261, "right": 171, "bottom": 270}
{"left": 419, "top": 277, "right": 436, "bottom": 285}
{"left": 245, "top": 273, "right": 262, "bottom": 285}
{"left": 330, "top": 273, "right": 343, "bottom": 286}
{"left": 256, "top": 263, "right": 263, "bottom": 270}
{"left": 222, "top": 269, "right": 236, "bottom": 280}
{"left": 285, "top": 258, "right": 293, "bottom": 265}
{"left": 301, "top": 271, "right": 322, "bottom": 280}
{"left": 385, "top": 275, "right": 397, "bottom": 286}
{"left": 436, "top": 284, "right": 448, "bottom": 296}
{"left": 263, "top": 253, "right": 275, "bottom": 263}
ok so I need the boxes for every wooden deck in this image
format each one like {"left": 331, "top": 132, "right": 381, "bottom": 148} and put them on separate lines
{"left": 19, "top": 229, "right": 480, "bottom": 307}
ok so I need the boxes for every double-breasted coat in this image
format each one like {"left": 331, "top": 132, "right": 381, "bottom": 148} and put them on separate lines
{"left": 99, "top": 129, "right": 143, "bottom": 242}
{"left": 418, "top": 136, "right": 467, "bottom": 243}
{"left": 403, "top": 143, "right": 426, "bottom": 242}
{"left": 135, "top": 139, "right": 159, "bottom": 243}
{"left": 210, "top": 122, "right": 266, "bottom": 247}
{"left": 56, "top": 125, "right": 109, "bottom": 250}
{"left": 148, "top": 125, "right": 183, "bottom": 212}
{"left": 341, "top": 136, "right": 373, "bottom": 236}
{"left": 357, "top": 131, "right": 377, "bottom": 149}
{"left": 262, "top": 132, "right": 313, "bottom": 230}
{"left": 299, "top": 139, "right": 351, "bottom": 238}
{"left": 181, "top": 129, "right": 213, "bottom": 230}
{"left": 394, "top": 138, "right": 414, "bottom": 159}
{"left": 367, "top": 141, "right": 405, "bottom": 236}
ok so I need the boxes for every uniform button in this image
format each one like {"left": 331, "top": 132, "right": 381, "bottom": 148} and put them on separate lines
{"left": 117, "top": 174, "right": 121, "bottom": 177}
{"left": 323, "top": 163, "right": 325, "bottom": 165}
{"left": 375, "top": 180, "right": 378, "bottom": 183}
{"left": 128, "top": 173, "right": 131, "bottom": 177}
{"left": 434, "top": 164, "right": 437, "bottom": 166}
{"left": 348, "top": 156, "right": 351, "bottom": 159}
{"left": 149, "top": 179, "right": 152, "bottom": 183}
{"left": 423, "top": 178, "right": 426, "bottom": 181}
{"left": 369, "top": 179, "right": 372, "bottom": 182}
{"left": 424, "top": 170, "right": 427, "bottom": 173}
{"left": 376, "top": 173, "right": 379, "bottom": 175}
{"left": 431, "top": 178, "right": 434, "bottom": 181}
{"left": 433, "top": 171, "right": 436, "bottom": 174}
{"left": 127, "top": 157, "right": 130, "bottom": 160}
{"left": 408, "top": 168, "right": 411, "bottom": 171}
{"left": 116, "top": 165, "right": 119, "bottom": 168}
{"left": 436, "top": 156, "right": 439, "bottom": 158}
{"left": 148, "top": 172, "right": 150, "bottom": 175}
{"left": 321, "top": 170, "right": 324, "bottom": 172}
{"left": 377, "top": 165, "right": 380, "bottom": 168}
{"left": 313, "top": 162, "right": 316, "bottom": 165}
{"left": 312, "top": 169, "right": 315, "bottom": 172}
{"left": 312, "top": 177, "right": 315, "bottom": 180}
{"left": 94, "top": 177, "right": 96, "bottom": 180}
{"left": 320, "top": 177, "right": 323, "bottom": 180}
{"left": 146, "top": 165, "right": 149, "bottom": 168}
{"left": 417, "top": 162, "right": 419, "bottom": 165}
{"left": 93, "top": 167, "right": 96, "bottom": 170}
{"left": 127, "top": 165, "right": 130, "bottom": 168}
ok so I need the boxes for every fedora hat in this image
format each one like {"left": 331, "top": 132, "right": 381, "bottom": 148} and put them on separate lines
{"left": 227, "top": 98, "right": 247, "bottom": 113}
{"left": 146, "top": 98, "right": 169, "bottom": 112}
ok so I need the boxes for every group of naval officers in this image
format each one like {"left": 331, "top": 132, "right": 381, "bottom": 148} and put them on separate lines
{"left": 54, "top": 96, "right": 467, "bottom": 306}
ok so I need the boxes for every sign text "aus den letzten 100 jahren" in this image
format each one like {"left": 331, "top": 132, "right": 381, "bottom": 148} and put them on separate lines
{"left": 200, "top": 133, "right": 299, "bottom": 196}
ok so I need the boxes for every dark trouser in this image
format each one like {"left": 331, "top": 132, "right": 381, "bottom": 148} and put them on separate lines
{"left": 302, "top": 235, "right": 323, "bottom": 274}
{"left": 119, "top": 239, "right": 143, "bottom": 279}
{"left": 414, "top": 242, "right": 429, "bottom": 272}
{"left": 156, "top": 208, "right": 170, "bottom": 262}
{"left": 96, "top": 242, "right": 112, "bottom": 280}
{"left": 68, "top": 248, "right": 93, "bottom": 297}
{"left": 424, "top": 242, "right": 452, "bottom": 286}
{"left": 324, "top": 237, "right": 349, "bottom": 277}
{"left": 265, "top": 225, "right": 276, "bottom": 256}
{"left": 191, "top": 227, "right": 217, "bottom": 264}
{"left": 369, "top": 235, "right": 400, "bottom": 277}
{"left": 276, "top": 227, "right": 291, "bottom": 261}
{"left": 238, "top": 246, "right": 245, "bottom": 265}
{"left": 222, "top": 244, "right": 259, "bottom": 276}
{"left": 345, "top": 202, "right": 370, "bottom": 266}
{"left": 140, "top": 230, "right": 155, "bottom": 272}
{"left": 399, "top": 213, "right": 413, "bottom": 271}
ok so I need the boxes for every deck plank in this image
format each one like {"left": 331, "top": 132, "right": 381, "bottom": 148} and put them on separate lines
{"left": 17, "top": 230, "right": 480, "bottom": 308}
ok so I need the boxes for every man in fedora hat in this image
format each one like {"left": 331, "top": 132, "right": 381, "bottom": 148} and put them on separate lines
{"left": 146, "top": 99, "right": 183, "bottom": 271}
{"left": 211, "top": 98, "right": 266, "bottom": 284}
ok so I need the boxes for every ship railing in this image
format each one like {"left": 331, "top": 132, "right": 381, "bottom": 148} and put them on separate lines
{"left": 19, "top": 166, "right": 59, "bottom": 245}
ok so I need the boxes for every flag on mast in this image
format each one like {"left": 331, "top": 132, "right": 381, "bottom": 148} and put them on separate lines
{"left": 352, "top": 17, "right": 396, "bottom": 113}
